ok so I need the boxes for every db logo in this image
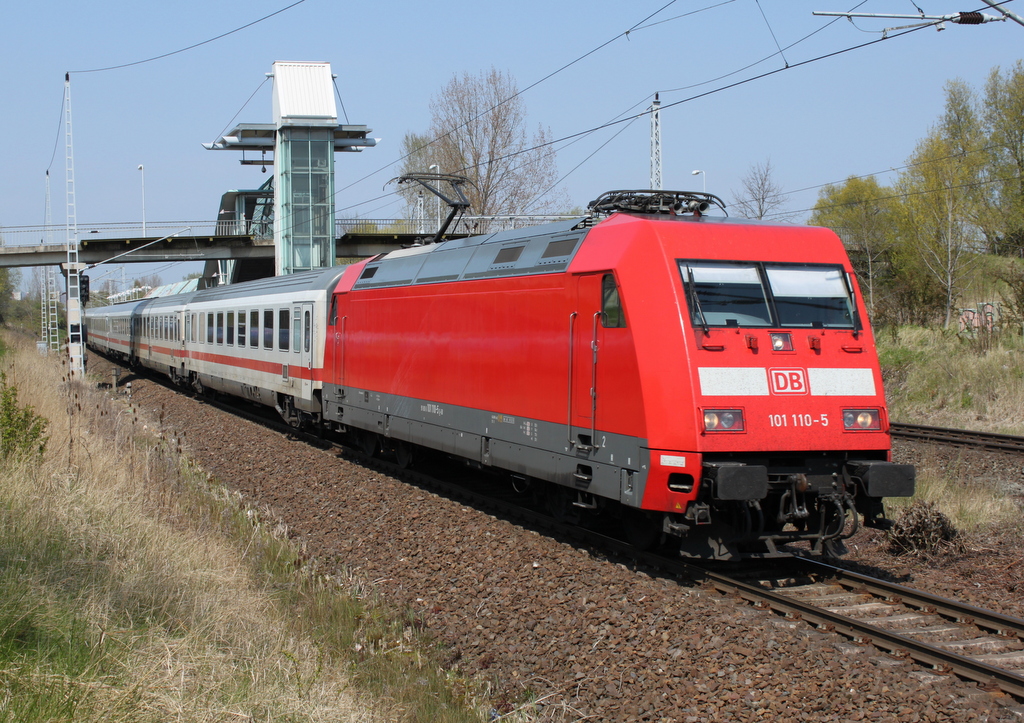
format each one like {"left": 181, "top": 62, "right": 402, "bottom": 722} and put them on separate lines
{"left": 769, "top": 368, "right": 808, "bottom": 395}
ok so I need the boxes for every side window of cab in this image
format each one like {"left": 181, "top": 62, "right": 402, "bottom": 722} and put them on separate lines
{"left": 601, "top": 274, "right": 626, "bottom": 328}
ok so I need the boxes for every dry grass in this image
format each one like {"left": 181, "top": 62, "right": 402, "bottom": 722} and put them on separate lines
{"left": 878, "top": 326, "right": 1024, "bottom": 549}
{"left": 879, "top": 325, "right": 1024, "bottom": 436}
{"left": 886, "top": 462, "right": 1021, "bottom": 538}
{"left": 0, "top": 333, "right": 487, "bottom": 723}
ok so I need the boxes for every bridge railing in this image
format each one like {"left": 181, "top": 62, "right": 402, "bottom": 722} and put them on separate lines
{"left": 0, "top": 215, "right": 580, "bottom": 247}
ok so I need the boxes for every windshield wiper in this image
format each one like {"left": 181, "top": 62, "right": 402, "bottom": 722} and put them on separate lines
{"left": 686, "top": 267, "right": 710, "bottom": 335}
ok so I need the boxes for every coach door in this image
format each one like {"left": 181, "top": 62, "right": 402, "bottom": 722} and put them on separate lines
{"left": 297, "top": 302, "right": 314, "bottom": 400}
{"left": 571, "top": 273, "right": 605, "bottom": 451}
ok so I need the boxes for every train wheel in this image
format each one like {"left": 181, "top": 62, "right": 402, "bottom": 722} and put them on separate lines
{"left": 622, "top": 509, "right": 659, "bottom": 551}
{"left": 357, "top": 430, "right": 379, "bottom": 457}
{"left": 545, "top": 484, "right": 579, "bottom": 525}
{"left": 393, "top": 440, "right": 413, "bottom": 469}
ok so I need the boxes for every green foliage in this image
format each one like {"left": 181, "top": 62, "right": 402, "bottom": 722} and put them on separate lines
{"left": 982, "top": 61, "right": 1024, "bottom": 256}
{"left": 811, "top": 64, "right": 1024, "bottom": 331}
{"left": 810, "top": 175, "right": 895, "bottom": 319}
{"left": 0, "top": 269, "right": 20, "bottom": 325}
{"left": 996, "top": 257, "right": 1024, "bottom": 331}
{"left": 0, "top": 372, "right": 48, "bottom": 460}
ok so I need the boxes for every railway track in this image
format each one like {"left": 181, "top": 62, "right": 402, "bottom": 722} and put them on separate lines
{"left": 101, "top": 356, "right": 1024, "bottom": 706}
{"left": 317, "top": 435, "right": 1024, "bottom": 704}
{"left": 890, "top": 422, "right": 1024, "bottom": 454}
{"left": 703, "top": 559, "right": 1024, "bottom": 700}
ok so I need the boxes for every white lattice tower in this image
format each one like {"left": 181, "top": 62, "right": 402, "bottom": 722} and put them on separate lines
{"left": 43, "top": 171, "right": 61, "bottom": 351}
{"left": 63, "top": 73, "right": 86, "bottom": 378}
{"left": 650, "top": 93, "right": 662, "bottom": 191}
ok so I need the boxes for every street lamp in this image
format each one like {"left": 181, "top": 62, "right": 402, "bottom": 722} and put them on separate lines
{"left": 138, "top": 164, "right": 147, "bottom": 236}
{"left": 691, "top": 169, "right": 706, "bottom": 193}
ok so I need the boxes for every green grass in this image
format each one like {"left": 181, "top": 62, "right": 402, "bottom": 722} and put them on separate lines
{"left": 0, "top": 333, "right": 489, "bottom": 723}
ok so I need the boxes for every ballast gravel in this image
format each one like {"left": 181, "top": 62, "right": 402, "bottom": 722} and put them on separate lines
{"left": 100, "top": 358, "right": 1024, "bottom": 722}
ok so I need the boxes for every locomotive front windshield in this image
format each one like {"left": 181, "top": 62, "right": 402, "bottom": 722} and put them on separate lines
{"left": 680, "top": 261, "right": 856, "bottom": 329}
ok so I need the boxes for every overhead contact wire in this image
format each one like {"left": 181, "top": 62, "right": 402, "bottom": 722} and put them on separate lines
{"left": 70, "top": 0, "right": 306, "bottom": 74}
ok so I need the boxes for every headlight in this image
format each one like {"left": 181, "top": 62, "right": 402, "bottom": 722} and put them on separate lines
{"left": 843, "top": 408, "right": 881, "bottom": 430}
{"left": 770, "top": 333, "right": 793, "bottom": 351}
{"left": 704, "top": 409, "right": 745, "bottom": 432}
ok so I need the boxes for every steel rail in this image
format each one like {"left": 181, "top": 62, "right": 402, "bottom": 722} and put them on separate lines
{"left": 797, "top": 558, "right": 1024, "bottom": 637}
{"left": 692, "top": 562, "right": 1024, "bottom": 699}
{"left": 890, "top": 422, "right": 1024, "bottom": 454}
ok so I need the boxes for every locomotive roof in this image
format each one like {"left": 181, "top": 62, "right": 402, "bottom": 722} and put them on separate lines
{"left": 190, "top": 265, "right": 349, "bottom": 303}
{"left": 352, "top": 217, "right": 592, "bottom": 290}
{"left": 86, "top": 266, "right": 349, "bottom": 315}
{"left": 348, "top": 210, "right": 830, "bottom": 291}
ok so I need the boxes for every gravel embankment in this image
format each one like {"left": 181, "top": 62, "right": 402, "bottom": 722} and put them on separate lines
{"left": 96, "top": 356, "right": 1024, "bottom": 722}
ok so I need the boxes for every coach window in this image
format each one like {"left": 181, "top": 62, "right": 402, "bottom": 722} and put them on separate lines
{"left": 279, "top": 308, "right": 290, "bottom": 351}
{"left": 226, "top": 312, "right": 235, "bottom": 347}
{"left": 292, "top": 307, "right": 301, "bottom": 352}
{"left": 304, "top": 309, "right": 311, "bottom": 354}
{"left": 207, "top": 313, "right": 215, "bottom": 344}
{"left": 250, "top": 310, "right": 260, "bottom": 347}
{"left": 263, "top": 309, "right": 274, "bottom": 349}
{"left": 185, "top": 314, "right": 191, "bottom": 343}
{"left": 237, "top": 310, "right": 246, "bottom": 347}
{"left": 215, "top": 312, "right": 223, "bottom": 344}
{"left": 601, "top": 274, "right": 627, "bottom": 328}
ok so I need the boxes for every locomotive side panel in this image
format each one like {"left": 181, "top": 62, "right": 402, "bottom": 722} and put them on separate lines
{"left": 325, "top": 263, "right": 650, "bottom": 498}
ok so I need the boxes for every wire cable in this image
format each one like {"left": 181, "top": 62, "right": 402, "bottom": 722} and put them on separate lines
{"left": 755, "top": 0, "right": 790, "bottom": 67}
{"left": 45, "top": 92, "right": 66, "bottom": 174}
{"left": 333, "top": 0, "right": 718, "bottom": 198}
{"left": 211, "top": 77, "right": 272, "bottom": 145}
{"left": 70, "top": 0, "right": 306, "bottom": 74}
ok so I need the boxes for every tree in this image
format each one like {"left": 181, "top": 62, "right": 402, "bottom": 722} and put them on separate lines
{"left": 981, "top": 61, "right": 1024, "bottom": 256}
{"left": 892, "top": 80, "right": 985, "bottom": 328}
{"left": 400, "top": 69, "right": 567, "bottom": 228}
{"left": 0, "top": 268, "right": 20, "bottom": 325}
{"left": 133, "top": 274, "right": 162, "bottom": 290}
{"left": 809, "top": 176, "right": 894, "bottom": 319}
{"left": 731, "top": 158, "right": 791, "bottom": 220}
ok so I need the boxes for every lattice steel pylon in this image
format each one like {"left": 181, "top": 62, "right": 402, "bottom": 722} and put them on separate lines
{"left": 47, "top": 266, "right": 60, "bottom": 352}
{"left": 650, "top": 93, "right": 662, "bottom": 191}
{"left": 43, "top": 171, "right": 61, "bottom": 352}
{"left": 63, "top": 73, "right": 86, "bottom": 379}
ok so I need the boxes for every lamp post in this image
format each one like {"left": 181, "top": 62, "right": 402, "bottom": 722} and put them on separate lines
{"left": 138, "top": 164, "right": 147, "bottom": 236}
{"left": 428, "top": 163, "right": 440, "bottom": 230}
{"left": 691, "top": 169, "right": 705, "bottom": 193}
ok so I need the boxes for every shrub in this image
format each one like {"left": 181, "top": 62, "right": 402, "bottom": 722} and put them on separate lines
{"left": 886, "top": 500, "right": 960, "bottom": 555}
{"left": 0, "top": 371, "right": 48, "bottom": 459}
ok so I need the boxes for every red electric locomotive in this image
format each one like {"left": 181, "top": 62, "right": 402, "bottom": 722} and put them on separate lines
{"left": 321, "top": 190, "right": 914, "bottom": 559}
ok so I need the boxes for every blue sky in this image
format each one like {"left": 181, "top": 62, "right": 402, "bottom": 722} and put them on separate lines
{"left": 2, "top": 0, "right": 1021, "bottom": 285}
